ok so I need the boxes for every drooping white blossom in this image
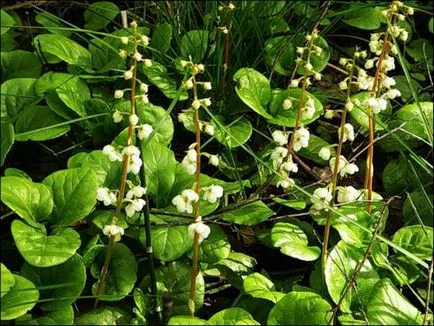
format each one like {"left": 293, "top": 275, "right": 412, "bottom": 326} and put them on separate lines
{"left": 172, "top": 189, "right": 199, "bottom": 213}
{"left": 188, "top": 221, "right": 211, "bottom": 243}
{"left": 202, "top": 185, "right": 224, "bottom": 203}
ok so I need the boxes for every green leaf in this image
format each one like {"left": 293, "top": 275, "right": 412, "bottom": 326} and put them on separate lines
{"left": 325, "top": 241, "right": 380, "bottom": 313}
{"left": 1, "top": 50, "right": 42, "bottom": 81}
{"left": 84, "top": 2, "right": 119, "bottom": 31}
{"left": 267, "top": 291, "right": 332, "bottom": 325}
{"left": 243, "top": 273, "right": 285, "bottom": 303}
{"left": 114, "top": 100, "right": 174, "bottom": 145}
{"left": 141, "top": 224, "right": 193, "bottom": 262}
{"left": 208, "top": 308, "right": 260, "bottom": 325}
{"left": 168, "top": 316, "right": 210, "bottom": 325}
{"left": 180, "top": 30, "right": 209, "bottom": 61}
{"left": 367, "top": 278, "right": 423, "bottom": 324}
{"left": 1, "top": 10, "right": 15, "bottom": 35}
{"left": 43, "top": 306, "right": 74, "bottom": 325}
{"left": 271, "top": 197, "right": 306, "bottom": 210}
{"left": 0, "top": 121, "right": 14, "bottom": 166}
{"left": 1, "top": 176, "right": 53, "bottom": 225}
{"left": 216, "top": 251, "right": 257, "bottom": 274}
{"left": 141, "top": 139, "right": 177, "bottom": 208}
{"left": 233, "top": 68, "right": 273, "bottom": 119}
{"left": 1, "top": 29, "right": 16, "bottom": 52}
{"left": 343, "top": 7, "right": 381, "bottom": 30}
{"left": 382, "top": 158, "right": 408, "bottom": 194}
{"left": 42, "top": 167, "right": 98, "bottom": 226}
{"left": 1, "top": 78, "right": 39, "bottom": 119}
{"left": 222, "top": 200, "right": 274, "bottom": 225}
{"left": 32, "top": 34, "right": 92, "bottom": 68}
{"left": 264, "top": 36, "right": 295, "bottom": 76}
{"left": 4, "top": 167, "right": 31, "bottom": 180}
{"left": 68, "top": 150, "right": 122, "bottom": 188}
{"left": 198, "top": 224, "right": 231, "bottom": 263}
{"left": 0, "top": 274, "right": 39, "bottom": 320}
{"left": 403, "top": 190, "right": 433, "bottom": 226}
{"left": 155, "top": 261, "right": 205, "bottom": 315}
{"left": 395, "top": 101, "right": 433, "bottom": 142}
{"left": 267, "top": 88, "right": 323, "bottom": 127}
{"left": 394, "top": 75, "right": 422, "bottom": 102}
{"left": 271, "top": 222, "right": 320, "bottom": 261}
{"left": 11, "top": 220, "right": 81, "bottom": 267}
{"left": 407, "top": 39, "right": 433, "bottom": 62}
{"left": 35, "top": 12, "right": 71, "bottom": 37}
{"left": 75, "top": 306, "right": 131, "bottom": 325}
{"left": 151, "top": 23, "right": 172, "bottom": 54}
{"left": 211, "top": 115, "right": 252, "bottom": 148}
{"left": 15, "top": 105, "right": 70, "bottom": 141}
{"left": 350, "top": 91, "right": 392, "bottom": 131}
{"left": 429, "top": 18, "right": 434, "bottom": 33}
{"left": 92, "top": 243, "right": 137, "bottom": 301}
{"left": 297, "top": 134, "right": 335, "bottom": 165}
{"left": 35, "top": 72, "right": 91, "bottom": 117}
{"left": 392, "top": 225, "right": 433, "bottom": 260}
{"left": 296, "top": 36, "right": 330, "bottom": 74}
{"left": 1, "top": 263, "right": 15, "bottom": 298}
{"left": 140, "top": 61, "right": 188, "bottom": 100}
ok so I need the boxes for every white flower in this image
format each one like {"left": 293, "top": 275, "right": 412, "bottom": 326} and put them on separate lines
{"left": 96, "top": 187, "right": 117, "bottom": 206}
{"left": 188, "top": 222, "right": 211, "bottom": 243}
{"left": 382, "top": 76, "right": 396, "bottom": 88}
{"left": 311, "top": 187, "right": 333, "bottom": 211}
{"left": 228, "top": 2, "right": 235, "bottom": 10}
{"left": 113, "top": 110, "right": 123, "bottom": 123}
{"left": 133, "top": 52, "right": 142, "bottom": 61}
{"left": 204, "top": 124, "right": 214, "bottom": 136}
{"left": 339, "top": 58, "right": 348, "bottom": 66}
{"left": 103, "top": 224, "right": 125, "bottom": 236}
{"left": 120, "top": 36, "right": 129, "bottom": 45}
{"left": 185, "top": 78, "right": 194, "bottom": 89}
{"left": 178, "top": 112, "right": 188, "bottom": 123}
{"left": 329, "top": 155, "right": 359, "bottom": 178}
{"left": 114, "top": 90, "right": 124, "bottom": 99}
{"left": 276, "top": 176, "right": 295, "bottom": 189}
{"left": 314, "top": 72, "right": 322, "bottom": 81}
{"left": 304, "top": 62, "right": 313, "bottom": 71}
{"left": 126, "top": 185, "right": 147, "bottom": 199}
{"left": 180, "top": 60, "right": 189, "bottom": 68}
{"left": 318, "top": 147, "right": 331, "bottom": 161}
{"left": 338, "top": 123, "right": 355, "bottom": 142}
{"left": 137, "top": 124, "right": 153, "bottom": 140}
{"left": 339, "top": 80, "right": 348, "bottom": 90}
{"left": 201, "top": 98, "right": 212, "bottom": 107}
{"left": 296, "top": 47, "right": 304, "bottom": 55}
{"left": 103, "top": 145, "right": 123, "bottom": 162}
{"left": 118, "top": 50, "right": 127, "bottom": 58}
{"left": 282, "top": 98, "right": 292, "bottom": 110}
{"left": 122, "top": 145, "right": 140, "bottom": 157}
{"left": 203, "top": 185, "right": 224, "bottom": 203}
{"left": 290, "top": 79, "right": 300, "bottom": 88}
{"left": 140, "top": 83, "right": 149, "bottom": 93}
{"left": 127, "top": 154, "right": 142, "bottom": 174}
{"left": 357, "top": 70, "right": 375, "bottom": 90}
{"left": 144, "top": 59, "right": 152, "bottom": 67}
{"left": 271, "top": 146, "right": 288, "bottom": 168}
{"left": 209, "top": 155, "right": 219, "bottom": 166}
{"left": 302, "top": 98, "right": 316, "bottom": 120}
{"left": 182, "top": 149, "right": 197, "bottom": 175}
{"left": 197, "top": 64, "right": 205, "bottom": 72}
{"left": 382, "top": 55, "right": 395, "bottom": 72}
{"left": 365, "top": 59, "right": 375, "bottom": 69}
{"left": 141, "top": 35, "right": 149, "bottom": 45}
{"left": 293, "top": 127, "right": 310, "bottom": 152}
{"left": 203, "top": 82, "right": 212, "bottom": 90}
{"left": 125, "top": 198, "right": 146, "bottom": 217}
{"left": 124, "top": 69, "right": 133, "bottom": 80}
{"left": 272, "top": 130, "right": 289, "bottom": 146}
{"left": 365, "top": 97, "right": 387, "bottom": 114}
{"left": 192, "top": 99, "right": 201, "bottom": 110}
{"left": 140, "top": 94, "right": 149, "bottom": 103}
{"left": 281, "top": 160, "right": 298, "bottom": 173}
{"left": 407, "top": 6, "right": 414, "bottom": 15}
{"left": 172, "top": 190, "right": 199, "bottom": 213}
{"left": 324, "top": 110, "right": 335, "bottom": 119}
{"left": 384, "top": 89, "right": 401, "bottom": 99}
{"left": 337, "top": 186, "right": 361, "bottom": 203}
{"left": 130, "top": 21, "right": 137, "bottom": 28}
{"left": 129, "top": 114, "right": 139, "bottom": 126}
{"left": 345, "top": 101, "right": 354, "bottom": 112}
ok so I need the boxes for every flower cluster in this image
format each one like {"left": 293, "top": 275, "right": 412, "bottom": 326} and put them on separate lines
{"left": 96, "top": 187, "right": 117, "bottom": 206}
{"left": 188, "top": 218, "right": 211, "bottom": 243}
{"left": 172, "top": 189, "right": 200, "bottom": 214}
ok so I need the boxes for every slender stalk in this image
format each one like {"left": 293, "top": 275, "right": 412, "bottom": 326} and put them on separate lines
{"left": 423, "top": 255, "right": 434, "bottom": 325}
{"left": 321, "top": 57, "right": 356, "bottom": 271}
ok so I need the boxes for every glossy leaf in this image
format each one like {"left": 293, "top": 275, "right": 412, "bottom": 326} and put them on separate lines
{"left": 243, "top": 273, "right": 285, "bottom": 303}
{"left": 1, "top": 176, "right": 53, "bottom": 225}
{"left": 208, "top": 308, "right": 259, "bottom": 325}
{"left": 396, "top": 102, "right": 433, "bottom": 142}
{"left": 35, "top": 12, "right": 71, "bottom": 37}
{"left": 168, "top": 316, "right": 210, "bottom": 325}
{"left": 42, "top": 167, "right": 98, "bottom": 226}
{"left": 211, "top": 115, "right": 253, "bottom": 148}
{"left": 1, "top": 50, "right": 42, "bottom": 81}
{"left": 75, "top": 306, "right": 131, "bottom": 325}
{"left": 343, "top": 7, "right": 381, "bottom": 30}
{"left": 1, "top": 263, "right": 15, "bottom": 298}
{"left": 1, "top": 78, "right": 39, "bottom": 119}
{"left": 1, "top": 10, "right": 15, "bottom": 35}
{"left": 198, "top": 224, "right": 231, "bottom": 263}
{"left": 92, "top": 243, "right": 137, "bottom": 301}
{"left": 222, "top": 200, "right": 274, "bottom": 225}
{"left": 11, "top": 220, "right": 81, "bottom": 267}
{"left": 84, "top": 2, "right": 119, "bottom": 31}
{"left": 267, "top": 291, "right": 333, "bottom": 325}
{"left": 151, "top": 23, "right": 172, "bottom": 54}
{"left": 0, "top": 274, "right": 39, "bottom": 320}
{"left": 0, "top": 121, "right": 14, "bottom": 166}
{"left": 392, "top": 225, "right": 433, "bottom": 260}
{"left": 180, "top": 30, "right": 209, "bottom": 61}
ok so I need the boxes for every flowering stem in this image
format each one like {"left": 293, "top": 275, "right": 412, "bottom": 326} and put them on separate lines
{"left": 189, "top": 75, "right": 202, "bottom": 316}
{"left": 321, "top": 57, "right": 356, "bottom": 271}
{"left": 95, "top": 35, "right": 139, "bottom": 307}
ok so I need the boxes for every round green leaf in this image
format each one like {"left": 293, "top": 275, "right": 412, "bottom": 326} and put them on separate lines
{"left": 264, "top": 36, "right": 295, "bottom": 76}
{"left": 42, "top": 167, "right": 98, "bottom": 226}
{"left": 1, "top": 176, "right": 53, "bottom": 225}
{"left": 1, "top": 50, "right": 42, "bottom": 81}
{"left": 155, "top": 261, "right": 204, "bottom": 315}
{"left": 92, "top": 243, "right": 137, "bottom": 301}
{"left": 11, "top": 220, "right": 81, "bottom": 267}
{"left": 233, "top": 68, "right": 273, "bottom": 119}
{"left": 395, "top": 102, "right": 433, "bottom": 142}
{"left": 208, "top": 307, "right": 259, "bottom": 325}
{"left": 84, "top": 2, "right": 119, "bottom": 31}
{"left": 403, "top": 190, "right": 433, "bottom": 226}
{"left": 75, "top": 306, "right": 131, "bottom": 325}
{"left": 4, "top": 168, "right": 31, "bottom": 180}
{"left": 350, "top": 91, "right": 392, "bottom": 131}
{"left": 32, "top": 34, "right": 92, "bottom": 68}
{"left": 1, "top": 274, "right": 39, "bottom": 320}
{"left": 15, "top": 105, "right": 70, "bottom": 141}
{"left": 198, "top": 224, "right": 231, "bottom": 263}
{"left": 296, "top": 36, "right": 330, "bottom": 74}
{"left": 1, "top": 10, "right": 16, "bottom": 35}
{"left": 367, "top": 278, "right": 423, "bottom": 325}
{"left": 211, "top": 115, "right": 253, "bottom": 148}
{"left": 168, "top": 316, "right": 210, "bottom": 325}
{"left": 1, "top": 263, "right": 15, "bottom": 298}
{"left": 325, "top": 241, "right": 380, "bottom": 313}
{"left": 267, "top": 291, "right": 332, "bottom": 325}
{"left": 1, "top": 78, "right": 39, "bottom": 119}
{"left": 222, "top": 200, "right": 274, "bottom": 226}
{"left": 271, "top": 222, "right": 320, "bottom": 261}
{"left": 392, "top": 225, "right": 433, "bottom": 260}
{"left": 0, "top": 122, "right": 14, "bottom": 166}
{"left": 267, "top": 88, "right": 323, "bottom": 127}
{"left": 343, "top": 7, "right": 381, "bottom": 30}
{"left": 243, "top": 273, "right": 285, "bottom": 303}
